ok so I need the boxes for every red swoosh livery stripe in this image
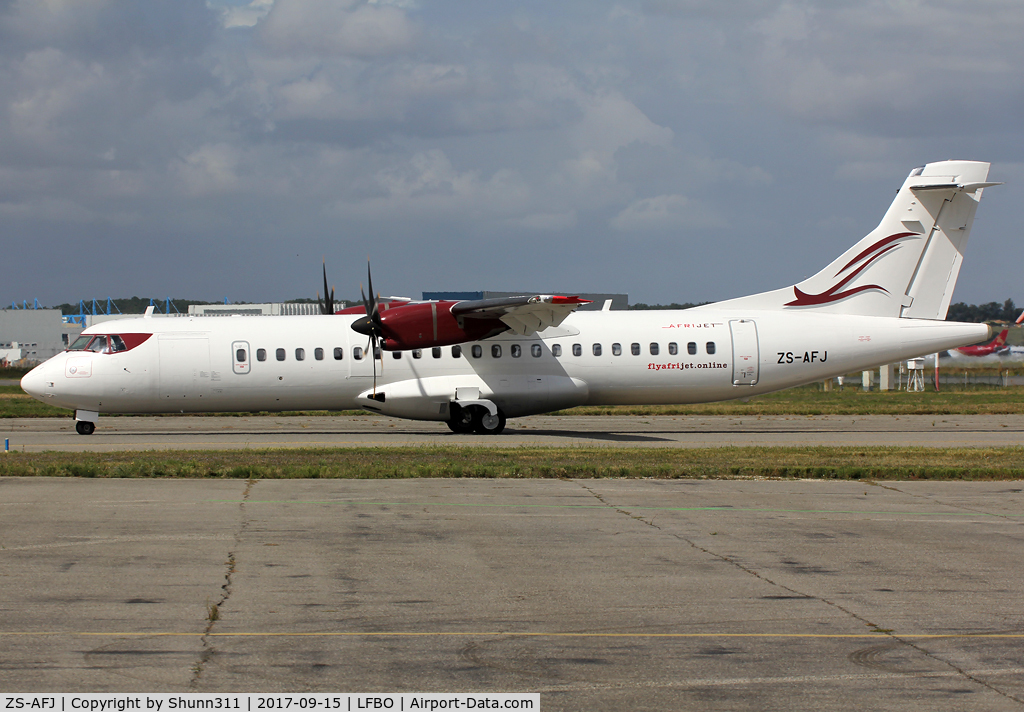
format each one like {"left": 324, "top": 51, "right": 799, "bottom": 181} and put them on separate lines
{"left": 785, "top": 231, "right": 919, "bottom": 307}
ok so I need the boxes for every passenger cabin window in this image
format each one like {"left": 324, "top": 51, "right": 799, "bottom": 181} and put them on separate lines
{"left": 472, "top": 345, "right": 482, "bottom": 358}
{"left": 276, "top": 348, "right": 286, "bottom": 361}
{"left": 706, "top": 342, "right": 716, "bottom": 354}
{"left": 392, "top": 350, "right": 402, "bottom": 359}
{"left": 452, "top": 345, "right": 462, "bottom": 358}
{"left": 612, "top": 343, "right": 622, "bottom": 356}
{"left": 333, "top": 347, "right": 344, "bottom": 360}
{"left": 236, "top": 348, "right": 247, "bottom": 363}
{"left": 511, "top": 344, "right": 522, "bottom": 358}
{"left": 552, "top": 344, "right": 562, "bottom": 357}
{"left": 432, "top": 347, "right": 441, "bottom": 358}
{"left": 295, "top": 348, "right": 305, "bottom": 361}
{"left": 315, "top": 348, "right": 324, "bottom": 361}
{"left": 373, "top": 346, "right": 381, "bottom": 360}
{"left": 668, "top": 342, "right": 678, "bottom": 356}
{"left": 491, "top": 344, "right": 501, "bottom": 358}
{"left": 592, "top": 343, "right": 602, "bottom": 356}
{"left": 353, "top": 347, "right": 363, "bottom": 360}
{"left": 257, "top": 348, "right": 267, "bottom": 362}
{"left": 412, "top": 349, "right": 422, "bottom": 359}
{"left": 631, "top": 343, "right": 640, "bottom": 356}
{"left": 688, "top": 342, "right": 697, "bottom": 355}
{"left": 573, "top": 343, "right": 582, "bottom": 357}
{"left": 649, "top": 343, "right": 659, "bottom": 356}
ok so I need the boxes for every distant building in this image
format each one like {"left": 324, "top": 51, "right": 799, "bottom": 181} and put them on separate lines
{"left": 0, "top": 310, "right": 79, "bottom": 362}
{"left": 188, "top": 302, "right": 330, "bottom": 316}
{"left": 0, "top": 302, "right": 346, "bottom": 365}
{"left": 422, "top": 291, "right": 628, "bottom": 311}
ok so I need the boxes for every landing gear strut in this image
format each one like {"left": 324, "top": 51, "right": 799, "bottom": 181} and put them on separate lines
{"left": 75, "top": 420, "right": 95, "bottom": 436}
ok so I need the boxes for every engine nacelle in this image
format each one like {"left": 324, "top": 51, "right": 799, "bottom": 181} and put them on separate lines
{"left": 377, "top": 301, "right": 506, "bottom": 350}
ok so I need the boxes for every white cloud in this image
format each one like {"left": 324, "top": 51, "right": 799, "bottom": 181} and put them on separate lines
{"left": 331, "top": 149, "right": 531, "bottom": 221}
{"left": 610, "top": 194, "right": 724, "bottom": 232}
{"left": 516, "top": 210, "right": 577, "bottom": 231}
{"left": 171, "top": 143, "right": 243, "bottom": 195}
{"left": 747, "top": 1, "right": 1024, "bottom": 127}
{"left": 259, "top": 0, "right": 415, "bottom": 58}
{"left": 218, "top": 0, "right": 274, "bottom": 29}
{"left": 8, "top": 49, "right": 109, "bottom": 147}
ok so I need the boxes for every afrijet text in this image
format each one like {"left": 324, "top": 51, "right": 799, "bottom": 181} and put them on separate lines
{"left": 662, "top": 323, "right": 723, "bottom": 329}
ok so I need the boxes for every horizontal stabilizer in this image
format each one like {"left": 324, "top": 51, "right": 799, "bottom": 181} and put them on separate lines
{"left": 911, "top": 181, "right": 1003, "bottom": 193}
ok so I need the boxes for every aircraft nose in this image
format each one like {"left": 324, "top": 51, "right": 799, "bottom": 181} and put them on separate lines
{"left": 20, "top": 365, "right": 47, "bottom": 400}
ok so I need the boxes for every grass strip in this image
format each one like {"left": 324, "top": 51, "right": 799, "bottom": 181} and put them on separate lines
{"left": 6, "top": 384, "right": 1024, "bottom": 418}
{"left": 2, "top": 446, "right": 1023, "bottom": 480}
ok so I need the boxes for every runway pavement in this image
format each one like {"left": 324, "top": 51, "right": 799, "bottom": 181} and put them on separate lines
{"left": 2, "top": 413, "right": 1024, "bottom": 451}
{"left": 2, "top": 477, "right": 1024, "bottom": 710}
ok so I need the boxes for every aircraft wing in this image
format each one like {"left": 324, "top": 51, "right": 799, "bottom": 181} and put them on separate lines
{"left": 451, "top": 295, "right": 591, "bottom": 336}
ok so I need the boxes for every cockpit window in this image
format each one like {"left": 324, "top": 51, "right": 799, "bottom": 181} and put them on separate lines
{"left": 68, "top": 333, "right": 149, "bottom": 353}
{"left": 87, "top": 336, "right": 108, "bottom": 353}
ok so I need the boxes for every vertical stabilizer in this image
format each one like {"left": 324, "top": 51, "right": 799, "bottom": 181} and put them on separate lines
{"left": 708, "top": 160, "right": 998, "bottom": 319}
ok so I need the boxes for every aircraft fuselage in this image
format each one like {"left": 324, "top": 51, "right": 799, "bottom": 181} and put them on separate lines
{"left": 22, "top": 310, "right": 989, "bottom": 421}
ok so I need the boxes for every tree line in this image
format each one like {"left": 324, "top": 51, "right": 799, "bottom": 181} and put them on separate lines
{"left": 946, "top": 299, "right": 1019, "bottom": 323}
{"left": 630, "top": 299, "right": 1020, "bottom": 323}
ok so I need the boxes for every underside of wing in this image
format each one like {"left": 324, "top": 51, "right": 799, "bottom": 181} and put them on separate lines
{"left": 451, "top": 295, "right": 591, "bottom": 336}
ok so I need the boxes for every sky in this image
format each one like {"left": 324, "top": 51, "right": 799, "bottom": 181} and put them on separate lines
{"left": 1, "top": 0, "right": 1023, "bottom": 309}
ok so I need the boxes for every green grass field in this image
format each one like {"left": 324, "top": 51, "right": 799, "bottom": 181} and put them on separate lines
{"left": 2, "top": 446, "right": 1023, "bottom": 480}
{"left": 5, "top": 383, "right": 1024, "bottom": 418}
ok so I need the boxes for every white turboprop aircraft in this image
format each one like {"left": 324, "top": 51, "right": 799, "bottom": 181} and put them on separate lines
{"left": 22, "top": 160, "right": 1000, "bottom": 435}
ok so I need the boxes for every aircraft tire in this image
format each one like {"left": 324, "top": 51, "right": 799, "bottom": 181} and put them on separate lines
{"left": 474, "top": 408, "right": 506, "bottom": 435}
{"left": 76, "top": 421, "right": 96, "bottom": 436}
{"left": 446, "top": 404, "right": 476, "bottom": 434}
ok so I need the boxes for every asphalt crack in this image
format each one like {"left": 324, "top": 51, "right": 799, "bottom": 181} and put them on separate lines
{"left": 574, "top": 481, "right": 1024, "bottom": 706}
{"left": 189, "top": 476, "right": 258, "bottom": 688}
{"left": 870, "top": 481, "right": 1022, "bottom": 523}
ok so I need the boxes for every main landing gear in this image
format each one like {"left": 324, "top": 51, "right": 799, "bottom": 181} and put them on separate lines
{"left": 446, "top": 404, "right": 506, "bottom": 435}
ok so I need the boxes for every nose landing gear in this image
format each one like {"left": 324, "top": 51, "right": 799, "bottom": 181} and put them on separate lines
{"left": 74, "top": 409, "right": 98, "bottom": 436}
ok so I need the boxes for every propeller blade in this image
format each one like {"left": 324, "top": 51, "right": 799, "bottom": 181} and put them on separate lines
{"left": 367, "top": 261, "right": 379, "bottom": 321}
{"left": 361, "top": 283, "right": 378, "bottom": 327}
{"left": 321, "top": 262, "right": 333, "bottom": 314}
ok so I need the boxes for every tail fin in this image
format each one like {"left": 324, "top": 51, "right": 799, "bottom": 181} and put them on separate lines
{"left": 994, "top": 329, "right": 1009, "bottom": 347}
{"left": 710, "top": 160, "right": 999, "bottom": 319}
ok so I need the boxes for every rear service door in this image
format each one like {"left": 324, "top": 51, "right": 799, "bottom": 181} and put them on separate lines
{"left": 729, "top": 319, "right": 759, "bottom": 386}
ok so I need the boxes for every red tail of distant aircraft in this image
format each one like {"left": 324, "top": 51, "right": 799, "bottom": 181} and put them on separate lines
{"left": 951, "top": 328, "right": 1009, "bottom": 357}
